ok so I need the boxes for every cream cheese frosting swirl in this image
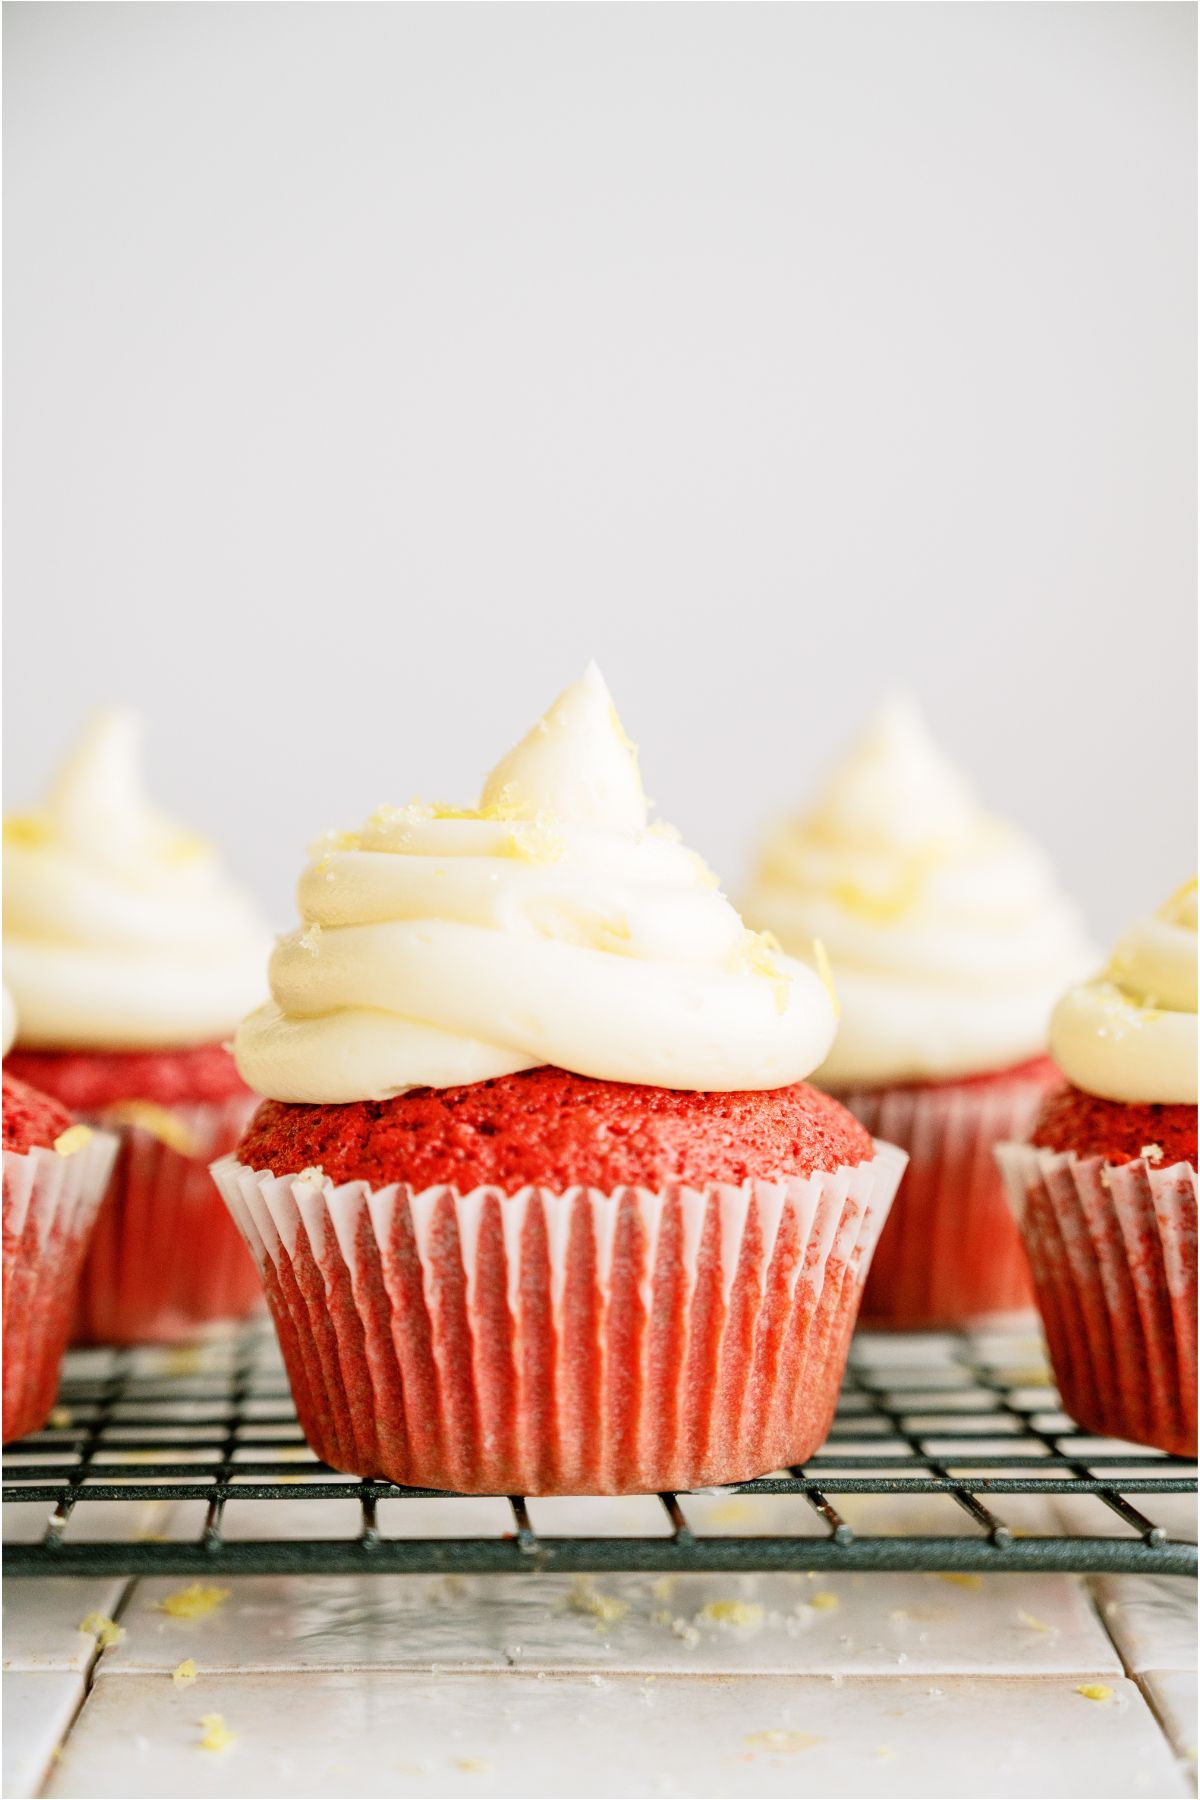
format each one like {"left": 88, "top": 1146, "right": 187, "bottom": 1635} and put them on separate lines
{"left": 1050, "top": 880, "right": 1197, "bottom": 1104}
{"left": 4, "top": 711, "right": 271, "bottom": 1048}
{"left": 743, "top": 697, "right": 1095, "bottom": 1088}
{"left": 235, "top": 665, "right": 838, "bottom": 1102}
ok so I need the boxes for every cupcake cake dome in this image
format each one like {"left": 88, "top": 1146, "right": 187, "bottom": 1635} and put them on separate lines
{"left": 3, "top": 992, "right": 117, "bottom": 1440}
{"left": 214, "top": 666, "right": 907, "bottom": 1494}
{"left": 743, "top": 696, "right": 1094, "bottom": 1327}
{"left": 996, "top": 880, "right": 1197, "bottom": 1456}
{"left": 5, "top": 711, "right": 272, "bottom": 1342}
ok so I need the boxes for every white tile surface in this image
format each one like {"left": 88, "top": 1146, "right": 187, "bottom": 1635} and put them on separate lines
{"left": 1141, "top": 1670, "right": 1199, "bottom": 1768}
{"left": 3, "top": 1576, "right": 128, "bottom": 1670}
{"left": 101, "top": 1569, "right": 1120, "bottom": 1677}
{"left": 3, "top": 1670, "right": 84, "bottom": 1799}
{"left": 3, "top": 1498, "right": 180, "bottom": 1546}
{"left": 1092, "top": 1577, "right": 1197, "bottom": 1674}
{"left": 45, "top": 1670, "right": 1187, "bottom": 1798}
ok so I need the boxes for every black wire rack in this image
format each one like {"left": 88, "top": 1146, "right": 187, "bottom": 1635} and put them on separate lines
{"left": 4, "top": 1322, "right": 1195, "bottom": 1577}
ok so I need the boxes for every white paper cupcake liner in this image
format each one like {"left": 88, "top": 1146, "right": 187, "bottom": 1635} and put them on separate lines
{"left": 995, "top": 1140, "right": 1197, "bottom": 1456}
{"left": 211, "top": 1139, "right": 907, "bottom": 1495}
{"left": 3, "top": 1130, "right": 119, "bottom": 1440}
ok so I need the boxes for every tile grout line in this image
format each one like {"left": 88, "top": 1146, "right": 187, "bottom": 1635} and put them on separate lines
{"left": 1084, "top": 1572, "right": 1189, "bottom": 1777}
{"left": 34, "top": 1574, "right": 136, "bottom": 1799}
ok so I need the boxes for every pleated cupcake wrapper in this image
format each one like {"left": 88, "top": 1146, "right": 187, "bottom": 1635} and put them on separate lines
{"left": 995, "top": 1140, "right": 1198, "bottom": 1457}
{"left": 3, "top": 1131, "right": 119, "bottom": 1441}
{"left": 74, "top": 1093, "right": 262, "bottom": 1345}
{"left": 839, "top": 1072, "right": 1055, "bottom": 1328}
{"left": 211, "top": 1140, "right": 907, "bottom": 1495}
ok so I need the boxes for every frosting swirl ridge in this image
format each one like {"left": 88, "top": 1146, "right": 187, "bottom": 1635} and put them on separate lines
{"left": 4, "top": 711, "right": 271, "bottom": 1048}
{"left": 236, "top": 665, "right": 838, "bottom": 1102}
{"left": 1050, "top": 879, "right": 1197, "bottom": 1104}
{"left": 743, "top": 697, "right": 1095, "bottom": 1087}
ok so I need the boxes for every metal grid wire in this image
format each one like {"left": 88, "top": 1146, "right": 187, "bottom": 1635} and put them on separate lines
{"left": 4, "top": 1323, "right": 1195, "bottom": 1577}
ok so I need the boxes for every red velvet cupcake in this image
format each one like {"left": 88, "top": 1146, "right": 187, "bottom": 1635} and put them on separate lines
{"left": 212, "top": 669, "right": 907, "bottom": 1493}
{"left": 743, "top": 697, "right": 1094, "bottom": 1327}
{"left": 996, "top": 882, "right": 1197, "bottom": 1457}
{"left": 4, "top": 711, "right": 272, "bottom": 1342}
{"left": 3, "top": 1044, "right": 117, "bottom": 1440}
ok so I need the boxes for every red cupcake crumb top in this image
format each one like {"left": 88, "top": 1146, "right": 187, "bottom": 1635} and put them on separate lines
{"left": 238, "top": 1067, "right": 874, "bottom": 1192}
{"left": 2, "top": 1070, "right": 74, "bottom": 1154}
{"left": 1031, "top": 1082, "right": 1197, "bottom": 1169}
{"left": 6, "top": 1042, "right": 248, "bottom": 1112}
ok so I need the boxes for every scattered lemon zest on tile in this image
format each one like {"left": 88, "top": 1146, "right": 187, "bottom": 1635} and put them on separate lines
{"left": 172, "top": 1659, "right": 198, "bottom": 1688}
{"left": 937, "top": 1573, "right": 982, "bottom": 1590}
{"left": 1017, "top": 1610, "right": 1052, "bottom": 1632}
{"left": 161, "top": 1349, "right": 204, "bottom": 1376}
{"left": 1076, "top": 1684, "right": 1114, "bottom": 1703}
{"left": 453, "top": 1759, "right": 493, "bottom": 1774}
{"left": 744, "top": 1730, "right": 823, "bottom": 1754}
{"left": 650, "top": 1575, "right": 677, "bottom": 1600}
{"left": 53, "top": 1124, "right": 94, "bottom": 1156}
{"left": 48, "top": 1406, "right": 73, "bottom": 1428}
{"left": 706, "top": 1498, "right": 756, "bottom": 1527}
{"left": 197, "top": 1714, "right": 236, "bottom": 1752}
{"left": 102, "top": 1101, "right": 198, "bottom": 1156}
{"left": 699, "top": 1600, "right": 765, "bottom": 1630}
{"left": 566, "top": 1580, "right": 628, "bottom": 1627}
{"left": 808, "top": 1591, "right": 840, "bottom": 1611}
{"left": 79, "top": 1612, "right": 125, "bottom": 1649}
{"left": 157, "top": 1584, "right": 231, "bottom": 1619}
{"left": 874, "top": 1745, "right": 899, "bottom": 1760}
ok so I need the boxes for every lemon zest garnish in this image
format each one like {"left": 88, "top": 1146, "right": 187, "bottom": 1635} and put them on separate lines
{"left": 566, "top": 1580, "right": 628, "bottom": 1627}
{"left": 937, "top": 1572, "right": 982, "bottom": 1590}
{"left": 172, "top": 1659, "right": 198, "bottom": 1688}
{"left": 3, "top": 812, "right": 51, "bottom": 846}
{"left": 157, "top": 1583, "right": 230, "bottom": 1619}
{"left": 699, "top": 1600, "right": 764, "bottom": 1629}
{"left": 1076, "top": 1684, "right": 1113, "bottom": 1703}
{"left": 744, "top": 1730, "right": 822, "bottom": 1753}
{"left": 811, "top": 937, "right": 840, "bottom": 1017}
{"left": 102, "top": 1101, "right": 198, "bottom": 1157}
{"left": 53, "top": 1124, "right": 93, "bottom": 1157}
{"left": 197, "top": 1714, "right": 236, "bottom": 1752}
{"left": 79, "top": 1612, "right": 125, "bottom": 1649}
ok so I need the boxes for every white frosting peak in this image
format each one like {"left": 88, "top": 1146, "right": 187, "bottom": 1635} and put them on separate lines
{"left": 806, "top": 693, "right": 977, "bottom": 854}
{"left": 236, "top": 668, "right": 838, "bottom": 1103}
{"left": 1050, "top": 880, "right": 1197, "bottom": 1104}
{"left": 481, "top": 662, "right": 648, "bottom": 834}
{"left": 4, "top": 711, "right": 272, "bottom": 1048}
{"left": 744, "top": 697, "right": 1095, "bottom": 1087}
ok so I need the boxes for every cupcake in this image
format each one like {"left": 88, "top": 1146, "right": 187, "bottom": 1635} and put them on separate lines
{"left": 5, "top": 711, "right": 272, "bottom": 1343}
{"left": 743, "top": 697, "right": 1094, "bottom": 1328}
{"left": 996, "top": 881, "right": 1197, "bottom": 1456}
{"left": 212, "top": 666, "right": 907, "bottom": 1494}
{"left": 3, "top": 990, "right": 118, "bottom": 1439}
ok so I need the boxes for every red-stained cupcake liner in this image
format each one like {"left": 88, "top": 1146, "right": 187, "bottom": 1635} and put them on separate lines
{"left": 211, "top": 1141, "right": 907, "bottom": 1495}
{"left": 995, "top": 1141, "right": 1197, "bottom": 1457}
{"left": 838, "top": 1071, "right": 1057, "bottom": 1328}
{"left": 74, "top": 1094, "right": 262, "bottom": 1345}
{"left": 4, "top": 1131, "right": 119, "bottom": 1440}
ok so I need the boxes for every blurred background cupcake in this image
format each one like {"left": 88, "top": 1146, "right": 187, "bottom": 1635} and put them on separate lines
{"left": 3, "top": 988, "right": 118, "bottom": 1439}
{"left": 997, "top": 880, "right": 1197, "bottom": 1456}
{"left": 213, "top": 666, "right": 906, "bottom": 1494}
{"left": 743, "top": 696, "right": 1094, "bottom": 1328}
{"left": 5, "top": 710, "right": 272, "bottom": 1343}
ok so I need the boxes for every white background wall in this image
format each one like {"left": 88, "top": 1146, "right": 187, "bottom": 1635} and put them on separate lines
{"left": 5, "top": 3, "right": 1195, "bottom": 939}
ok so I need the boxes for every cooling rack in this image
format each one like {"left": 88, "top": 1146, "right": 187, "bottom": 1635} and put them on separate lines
{"left": 4, "top": 1322, "right": 1195, "bottom": 1577}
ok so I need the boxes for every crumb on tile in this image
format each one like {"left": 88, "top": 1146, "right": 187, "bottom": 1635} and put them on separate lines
{"left": 157, "top": 1584, "right": 231, "bottom": 1619}
{"left": 197, "top": 1714, "right": 236, "bottom": 1752}
{"left": 78, "top": 1612, "right": 125, "bottom": 1650}
{"left": 1076, "top": 1684, "right": 1114, "bottom": 1703}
